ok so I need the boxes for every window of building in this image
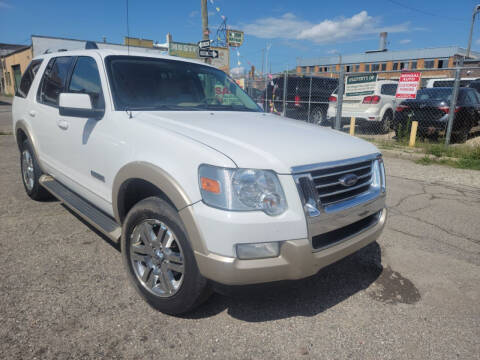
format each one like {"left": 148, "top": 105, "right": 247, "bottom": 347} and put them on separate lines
{"left": 410, "top": 61, "right": 417, "bottom": 70}
{"left": 437, "top": 59, "right": 448, "bottom": 68}
{"left": 393, "top": 62, "right": 398, "bottom": 70}
{"left": 371, "top": 63, "right": 379, "bottom": 71}
{"left": 381, "top": 63, "right": 387, "bottom": 71}
{"left": 37, "top": 56, "right": 74, "bottom": 106}
{"left": 355, "top": 64, "right": 360, "bottom": 72}
{"left": 424, "top": 60, "right": 435, "bottom": 69}
{"left": 365, "top": 64, "right": 370, "bottom": 72}
{"left": 345, "top": 65, "right": 351, "bottom": 73}
{"left": 399, "top": 62, "right": 406, "bottom": 70}
{"left": 68, "top": 56, "right": 105, "bottom": 109}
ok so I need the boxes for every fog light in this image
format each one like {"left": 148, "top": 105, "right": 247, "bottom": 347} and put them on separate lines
{"left": 236, "top": 242, "right": 280, "bottom": 259}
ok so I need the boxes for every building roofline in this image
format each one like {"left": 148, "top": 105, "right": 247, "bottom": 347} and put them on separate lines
{"left": 297, "top": 46, "right": 480, "bottom": 67}
{"left": 1, "top": 45, "right": 31, "bottom": 57}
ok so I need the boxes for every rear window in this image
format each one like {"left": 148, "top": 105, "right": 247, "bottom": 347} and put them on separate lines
{"left": 417, "top": 88, "right": 452, "bottom": 101}
{"left": 380, "top": 84, "right": 397, "bottom": 96}
{"left": 15, "top": 59, "right": 43, "bottom": 98}
{"left": 433, "top": 80, "right": 472, "bottom": 87}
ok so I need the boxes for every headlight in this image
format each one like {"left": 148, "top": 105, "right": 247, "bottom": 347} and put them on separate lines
{"left": 198, "top": 165, "right": 287, "bottom": 216}
{"left": 372, "top": 157, "right": 386, "bottom": 193}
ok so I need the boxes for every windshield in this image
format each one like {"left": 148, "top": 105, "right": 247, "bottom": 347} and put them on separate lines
{"left": 105, "top": 55, "right": 260, "bottom": 112}
{"left": 416, "top": 88, "right": 453, "bottom": 101}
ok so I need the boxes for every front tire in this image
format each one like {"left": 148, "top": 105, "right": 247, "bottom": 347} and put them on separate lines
{"left": 20, "top": 139, "right": 52, "bottom": 201}
{"left": 121, "top": 197, "right": 210, "bottom": 315}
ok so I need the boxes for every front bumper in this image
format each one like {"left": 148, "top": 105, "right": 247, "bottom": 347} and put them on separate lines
{"left": 194, "top": 207, "right": 386, "bottom": 285}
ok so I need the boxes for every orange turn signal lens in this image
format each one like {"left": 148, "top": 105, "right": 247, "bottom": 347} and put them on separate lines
{"left": 200, "top": 177, "right": 221, "bottom": 194}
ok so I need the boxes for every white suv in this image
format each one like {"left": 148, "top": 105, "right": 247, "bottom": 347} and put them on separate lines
{"left": 12, "top": 46, "right": 387, "bottom": 314}
{"left": 327, "top": 80, "right": 398, "bottom": 133}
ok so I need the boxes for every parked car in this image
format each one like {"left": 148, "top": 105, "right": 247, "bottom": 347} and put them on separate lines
{"left": 424, "top": 78, "right": 477, "bottom": 88}
{"left": 394, "top": 87, "right": 480, "bottom": 143}
{"left": 468, "top": 80, "right": 480, "bottom": 94}
{"left": 12, "top": 46, "right": 386, "bottom": 315}
{"left": 327, "top": 80, "right": 398, "bottom": 133}
{"left": 270, "top": 75, "right": 338, "bottom": 124}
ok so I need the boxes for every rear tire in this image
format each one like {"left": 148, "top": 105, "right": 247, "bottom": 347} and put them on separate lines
{"left": 20, "top": 139, "right": 52, "bottom": 201}
{"left": 121, "top": 196, "right": 211, "bottom": 315}
{"left": 452, "top": 126, "right": 470, "bottom": 143}
{"left": 381, "top": 111, "right": 393, "bottom": 134}
{"left": 310, "top": 108, "right": 328, "bottom": 126}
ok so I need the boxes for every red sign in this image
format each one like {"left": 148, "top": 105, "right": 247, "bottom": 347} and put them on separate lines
{"left": 396, "top": 72, "right": 421, "bottom": 99}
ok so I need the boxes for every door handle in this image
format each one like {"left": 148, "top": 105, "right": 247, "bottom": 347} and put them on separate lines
{"left": 57, "top": 119, "right": 69, "bottom": 130}
{"left": 29, "top": 110, "right": 36, "bottom": 117}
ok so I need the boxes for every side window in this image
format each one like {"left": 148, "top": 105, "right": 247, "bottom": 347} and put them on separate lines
{"left": 37, "top": 56, "right": 74, "bottom": 106}
{"left": 16, "top": 59, "right": 43, "bottom": 98}
{"left": 381, "top": 84, "right": 397, "bottom": 96}
{"left": 68, "top": 57, "right": 105, "bottom": 109}
{"left": 466, "top": 90, "right": 477, "bottom": 105}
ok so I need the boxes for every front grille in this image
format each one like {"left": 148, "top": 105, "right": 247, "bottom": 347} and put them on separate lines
{"left": 309, "top": 159, "right": 373, "bottom": 206}
{"left": 311, "top": 212, "right": 380, "bottom": 249}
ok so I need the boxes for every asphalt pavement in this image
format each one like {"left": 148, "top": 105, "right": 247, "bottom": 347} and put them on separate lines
{"left": 0, "top": 103, "right": 479, "bottom": 359}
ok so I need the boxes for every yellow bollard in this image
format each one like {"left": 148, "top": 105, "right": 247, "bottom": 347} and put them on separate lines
{"left": 349, "top": 117, "right": 356, "bottom": 136}
{"left": 409, "top": 121, "right": 418, "bottom": 147}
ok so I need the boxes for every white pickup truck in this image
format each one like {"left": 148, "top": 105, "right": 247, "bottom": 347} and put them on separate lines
{"left": 12, "top": 46, "right": 387, "bottom": 314}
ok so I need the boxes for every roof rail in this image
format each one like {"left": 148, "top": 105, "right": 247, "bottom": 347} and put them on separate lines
{"left": 85, "top": 41, "right": 98, "bottom": 49}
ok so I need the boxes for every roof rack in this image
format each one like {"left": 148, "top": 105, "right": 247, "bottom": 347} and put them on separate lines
{"left": 85, "top": 41, "right": 98, "bottom": 49}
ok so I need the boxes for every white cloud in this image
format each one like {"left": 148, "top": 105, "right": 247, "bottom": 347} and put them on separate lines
{"left": 0, "top": 1, "right": 12, "bottom": 8}
{"left": 230, "top": 66, "right": 245, "bottom": 76}
{"left": 400, "top": 39, "right": 411, "bottom": 44}
{"left": 327, "top": 49, "right": 339, "bottom": 54}
{"left": 240, "top": 11, "right": 410, "bottom": 44}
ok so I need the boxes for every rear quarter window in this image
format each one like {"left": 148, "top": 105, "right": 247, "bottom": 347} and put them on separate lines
{"left": 15, "top": 59, "right": 43, "bottom": 98}
{"left": 380, "top": 84, "right": 397, "bottom": 96}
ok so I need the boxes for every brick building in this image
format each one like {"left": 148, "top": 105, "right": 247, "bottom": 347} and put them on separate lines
{"left": 296, "top": 46, "right": 480, "bottom": 81}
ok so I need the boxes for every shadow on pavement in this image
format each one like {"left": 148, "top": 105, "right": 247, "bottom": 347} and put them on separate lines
{"left": 187, "top": 242, "right": 382, "bottom": 322}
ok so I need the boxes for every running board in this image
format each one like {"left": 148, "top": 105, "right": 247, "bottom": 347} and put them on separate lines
{"left": 39, "top": 175, "right": 122, "bottom": 242}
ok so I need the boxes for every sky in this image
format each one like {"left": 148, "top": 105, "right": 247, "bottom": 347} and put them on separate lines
{"left": 1, "top": 0, "right": 479, "bottom": 74}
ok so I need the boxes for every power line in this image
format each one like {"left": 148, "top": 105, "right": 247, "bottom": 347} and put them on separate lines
{"left": 385, "top": 0, "right": 465, "bottom": 22}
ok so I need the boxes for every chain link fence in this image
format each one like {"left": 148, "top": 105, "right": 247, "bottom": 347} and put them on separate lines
{"left": 244, "top": 66, "right": 480, "bottom": 145}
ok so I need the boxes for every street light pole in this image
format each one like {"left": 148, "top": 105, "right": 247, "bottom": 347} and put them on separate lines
{"left": 466, "top": 4, "right": 480, "bottom": 59}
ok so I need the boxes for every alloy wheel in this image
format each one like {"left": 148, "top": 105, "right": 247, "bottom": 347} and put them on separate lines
{"left": 129, "top": 219, "right": 185, "bottom": 297}
{"left": 21, "top": 150, "right": 35, "bottom": 191}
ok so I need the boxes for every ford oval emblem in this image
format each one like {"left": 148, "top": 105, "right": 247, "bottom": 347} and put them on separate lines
{"left": 339, "top": 173, "right": 359, "bottom": 187}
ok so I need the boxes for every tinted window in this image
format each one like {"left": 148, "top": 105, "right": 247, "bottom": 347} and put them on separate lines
{"left": 417, "top": 88, "right": 452, "bottom": 101}
{"left": 38, "top": 57, "right": 74, "bottom": 106}
{"left": 68, "top": 57, "right": 104, "bottom": 109}
{"left": 16, "top": 59, "right": 43, "bottom": 98}
{"left": 381, "top": 84, "right": 397, "bottom": 96}
{"left": 464, "top": 90, "right": 478, "bottom": 105}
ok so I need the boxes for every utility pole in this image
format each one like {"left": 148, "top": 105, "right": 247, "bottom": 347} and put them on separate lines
{"left": 201, "top": 0, "right": 210, "bottom": 63}
{"left": 261, "top": 48, "right": 265, "bottom": 76}
{"left": 466, "top": 5, "right": 480, "bottom": 59}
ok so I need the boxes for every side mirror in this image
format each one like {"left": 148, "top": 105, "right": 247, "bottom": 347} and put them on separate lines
{"left": 59, "top": 93, "right": 104, "bottom": 119}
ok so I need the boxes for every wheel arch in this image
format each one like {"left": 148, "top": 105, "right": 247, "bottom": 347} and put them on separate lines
{"left": 112, "top": 162, "right": 207, "bottom": 254}
{"left": 14, "top": 120, "right": 45, "bottom": 171}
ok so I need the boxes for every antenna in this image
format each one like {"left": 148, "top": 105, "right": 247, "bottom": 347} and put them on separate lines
{"left": 126, "top": 0, "right": 130, "bottom": 55}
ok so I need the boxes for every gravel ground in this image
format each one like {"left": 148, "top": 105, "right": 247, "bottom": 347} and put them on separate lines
{"left": 0, "top": 108, "right": 479, "bottom": 359}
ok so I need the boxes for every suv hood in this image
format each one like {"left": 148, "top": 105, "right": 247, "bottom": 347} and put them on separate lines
{"left": 138, "top": 111, "right": 379, "bottom": 173}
